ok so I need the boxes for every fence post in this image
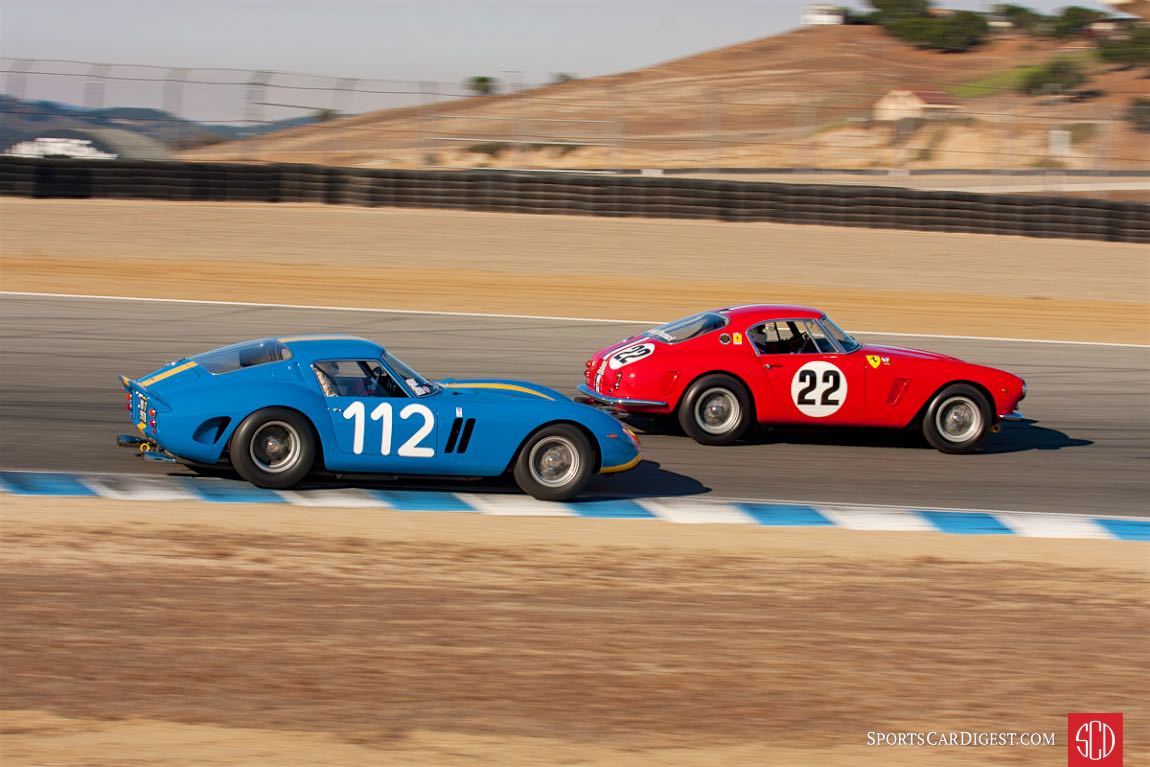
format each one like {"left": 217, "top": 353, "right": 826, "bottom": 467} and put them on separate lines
{"left": 243, "top": 70, "right": 273, "bottom": 162}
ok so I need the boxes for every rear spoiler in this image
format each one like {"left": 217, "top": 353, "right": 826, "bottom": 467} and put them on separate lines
{"left": 119, "top": 375, "right": 171, "bottom": 410}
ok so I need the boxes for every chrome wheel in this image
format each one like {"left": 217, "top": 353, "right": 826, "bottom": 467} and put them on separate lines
{"left": 695, "top": 388, "right": 740, "bottom": 435}
{"left": 935, "top": 396, "right": 981, "bottom": 443}
{"left": 528, "top": 436, "right": 580, "bottom": 488}
{"left": 249, "top": 420, "right": 301, "bottom": 474}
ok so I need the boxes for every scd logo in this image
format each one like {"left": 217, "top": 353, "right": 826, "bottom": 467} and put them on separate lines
{"left": 1068, "top": 713, "right": 1122, "bottom": 766}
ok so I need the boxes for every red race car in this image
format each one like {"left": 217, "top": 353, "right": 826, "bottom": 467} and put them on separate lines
{"left": 577, "top": 305, "right": 1026, "bottom": 453}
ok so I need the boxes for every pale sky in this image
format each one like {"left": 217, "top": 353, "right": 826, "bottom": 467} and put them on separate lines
{"left": 0, "top": 0, "right": 1118, "bottom": 121}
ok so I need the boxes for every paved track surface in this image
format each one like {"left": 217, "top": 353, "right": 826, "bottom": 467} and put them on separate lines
{"left": 1, "top": 295, "right": 1146, "bottom": 515}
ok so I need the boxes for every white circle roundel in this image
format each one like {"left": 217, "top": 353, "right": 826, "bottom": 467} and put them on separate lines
{"left": 790, "top": 361, "right": 847, "bottom": 418}
{"left": 607, "top": 342, "right": 654, "bottom": 370}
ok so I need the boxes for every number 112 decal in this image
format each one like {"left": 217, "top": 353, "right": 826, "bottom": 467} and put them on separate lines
{"left": 343, "top": 400, "right": 435, "bottom": 456}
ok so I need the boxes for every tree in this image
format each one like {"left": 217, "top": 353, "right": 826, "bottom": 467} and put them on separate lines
{"left": 1052, "top": 6, "right": 1105, "bottom": 39}
{"left": 551, "top": 73, "right": 577, "bottom": 84}
{"left": 465, "top": 76, "right": 499, "bottom": 96}
{"left": 1020, "top": 59, "right": 1087, "bottom": 95}
{"left": 1098, "top": 26, "right": 1150, "bottom": 69}
{"left": 996, "top": 4, "right": 1046, "bottom": 35}
{"left": 871, "top": 0, "right": 988, "bottom": 52}
{"left": 870, "top": 0, "right": 929, "bottom": 18}
{"left": 1127, "top": 98, "right": 1150, "bottom": 133}
{"left": 932, "top": 11, "right": 990, "bottom": 52}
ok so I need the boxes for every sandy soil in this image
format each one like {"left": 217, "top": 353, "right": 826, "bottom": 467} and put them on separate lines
{"left": 2, "top": 199, "right": 1147, "bottom": 344}
{"left": 1, "top": 497, "right": 1147, "bottom": 766}
{"left": 180, "top": 26, "right": 1150, "bottom": 172}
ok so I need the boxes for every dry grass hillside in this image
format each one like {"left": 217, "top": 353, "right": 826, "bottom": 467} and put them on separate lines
{"left": 183, "top": 25, "right": 1150, "bottom": 170}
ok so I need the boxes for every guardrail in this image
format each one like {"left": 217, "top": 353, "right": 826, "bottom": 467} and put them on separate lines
{"left": 2, "top": 157, "right": 1147, "bottom": 243}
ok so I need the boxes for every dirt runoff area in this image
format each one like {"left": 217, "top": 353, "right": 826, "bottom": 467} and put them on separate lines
{"left": 1, "top": 497, "right": 1147, "bottom": 767}
{"left": 1, "top": 199, "right": 1147, "bottom": 344}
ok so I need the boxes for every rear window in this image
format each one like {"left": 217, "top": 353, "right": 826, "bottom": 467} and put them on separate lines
{"left": 193, "top": 340, "right": 292, "bottom": 374}
{"left": 647, "top": 312, "right": 728, "bottom": 344}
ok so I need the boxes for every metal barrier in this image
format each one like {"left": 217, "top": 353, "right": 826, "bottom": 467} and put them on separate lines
{"left": 1, "top": 157, "right": 1147, "bottom": 242}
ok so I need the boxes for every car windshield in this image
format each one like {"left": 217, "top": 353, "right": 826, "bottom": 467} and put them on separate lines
{"left": 646, "top": 312, "right": 728, "bottom": 343}
{"left": 384, "top": 352, "right": 438, "bottom": 397}
{"left": 821, "top": 316, "right": 861, "bottom": 353}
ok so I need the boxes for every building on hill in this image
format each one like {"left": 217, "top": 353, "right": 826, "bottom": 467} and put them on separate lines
{"left": 872, "top": 90, "right": 962, "bottom": 122}
{"left": 800, "top": 4, "right": 844, "bottom": 26}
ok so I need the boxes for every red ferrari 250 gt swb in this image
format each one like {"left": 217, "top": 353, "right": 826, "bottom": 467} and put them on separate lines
{"left": 577, "top": 305, "right": 1026, "bottom": 453}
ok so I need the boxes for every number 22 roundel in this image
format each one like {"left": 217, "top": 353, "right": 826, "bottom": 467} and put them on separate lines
{"left": 790, "top": 360, "right": 847, "bottom": 417}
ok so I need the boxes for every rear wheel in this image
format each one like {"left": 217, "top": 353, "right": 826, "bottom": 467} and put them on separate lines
{"left": 677, "top": 374, "right": 753, "bottom": 445}
{"left": 922, "top": 384, "right": 992, "bottom": 454}
{"left": 513, "top": 424, "right": 594, "bottom": 501}
{"left": 230, "top": 407, "right": 316, "bottom": 488}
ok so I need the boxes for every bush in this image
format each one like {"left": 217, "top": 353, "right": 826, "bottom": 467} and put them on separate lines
{"left": 1052, "top": 6, "right": 1106, "bottom": 39}
{"left": 1128, "top": 98, "right": 1150, "bottom": 134}
{"left": 466, "top": 142, "right": 511, "bottom": 157}
{"left": 871, "top": 1, "right": 988, "bottom": 52}
{"left": 998, "top": 4, "right": 1047, "bottom": 36}
{"left": 465, "top": 76, "right": 499, "bottom": 96}
{"left": 932, "top": 11, "right": 990, "bottom": 52}
{"left": 1098, "top": 26, "right": 1150, "bottom": 69}
{"left": 1019, "top": 59, "right": 1087, "bottom": 95}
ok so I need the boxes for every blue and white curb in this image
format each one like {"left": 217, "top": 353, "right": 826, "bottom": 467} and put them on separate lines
{"left": 0, "top": 471, "right": 1146, "bottom": 542}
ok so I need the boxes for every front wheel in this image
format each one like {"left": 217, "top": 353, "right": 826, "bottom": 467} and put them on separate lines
{"left": 513, "top": 424, "right": 594, "bottom": 501}
{"left": 922, "top": 384, "right": 992, "bottom": 454}
{"left": 230, "top": 407, "right": 316, "bottom": 489}
{"left": 677, "top": 374, "right": 753, "bottom": 445}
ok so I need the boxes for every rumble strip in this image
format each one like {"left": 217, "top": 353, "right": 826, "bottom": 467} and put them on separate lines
{"left": 0, "top": 471, "right": 1145, "bottom": 542}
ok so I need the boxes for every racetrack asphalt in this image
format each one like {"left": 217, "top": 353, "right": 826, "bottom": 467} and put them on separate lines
{"left": 1, "top": 294, "right": 1146, "bottom": 516}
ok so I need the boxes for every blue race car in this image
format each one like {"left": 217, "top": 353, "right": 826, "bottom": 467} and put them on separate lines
{"left": 118, "top": 335, "right": 641, "bottom": 500}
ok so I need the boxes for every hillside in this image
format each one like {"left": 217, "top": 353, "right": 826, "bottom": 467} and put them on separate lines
{"left": 0, "top": 96, "right": 321, "bottom": 152}
{"left": 182, "top": 25, "right": 1150, "bottom": 170}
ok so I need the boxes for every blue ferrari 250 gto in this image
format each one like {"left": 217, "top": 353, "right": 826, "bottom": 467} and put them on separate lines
{"left": 118, "top": 335, "right": 641, "bottom": 500}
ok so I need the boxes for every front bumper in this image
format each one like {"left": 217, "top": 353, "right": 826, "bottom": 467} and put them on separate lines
{"left": 1001, "top": 410, "right": 1025, "bottom": 422}
{"left": 576, "top": 384, "right": 667, "bottom": 409}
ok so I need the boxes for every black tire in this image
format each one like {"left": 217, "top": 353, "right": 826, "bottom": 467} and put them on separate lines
{"left": 922, "top": 383, "right": 993, "bottom": 454}
{"left": 512, "top": 424, "right": 594, "bottom": 501}
{"left": 677, "top": 374, "right": 753, "bottom": 445}
{"left": 229, "top": 407, "right": 316, "bottom": 489}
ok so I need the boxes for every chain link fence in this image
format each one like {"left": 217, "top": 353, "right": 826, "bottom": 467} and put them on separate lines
{"left": 3, "top": 58, "right": 1148, "bottom": 176}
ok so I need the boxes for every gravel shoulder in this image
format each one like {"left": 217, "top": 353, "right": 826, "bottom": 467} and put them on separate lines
{"left": 2, "top": 497, "right": 1147, "bottom": 766}
{"left": 2, "top": 199, "right": 1146, "bottom": 344}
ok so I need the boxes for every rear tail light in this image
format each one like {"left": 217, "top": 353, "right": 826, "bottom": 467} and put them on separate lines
{"left": 125, "top": 393, "right": 132, "bottom": 410}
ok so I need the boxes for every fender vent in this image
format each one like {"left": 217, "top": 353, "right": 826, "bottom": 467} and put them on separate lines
{"left": 887, "top": 378, "right": 910, "bottom": 406}
{"left": 445, "top": 417, "right": 477, "bottom": 453}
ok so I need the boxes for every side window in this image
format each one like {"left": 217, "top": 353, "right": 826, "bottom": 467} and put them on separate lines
{"left": 749, "top": 321, "right": 799, "bottom": 355}
{"left": 800, "top": 321, "right": 836, "bottom": 354}
{"left": 749, "top": 319, "right": 814, "bottom": 356}
{"left": 750, "top": 320, "right": 836, "bottom": 355}
{"left": 313, "top": 360, "right": 407, "bottom": 398}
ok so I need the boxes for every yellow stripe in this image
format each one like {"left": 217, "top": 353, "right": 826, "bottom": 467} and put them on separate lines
{"left": 440, "top": 383, "right": 555, "bottom": 401}
{"left": 278, "top": 334, "right": 366, "bottom": 343}
{"left": 139, "top": 361, "right": 197, "bottom": 386}
{"left": 600, "top": 453, "right": 642, "bottom": 474}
